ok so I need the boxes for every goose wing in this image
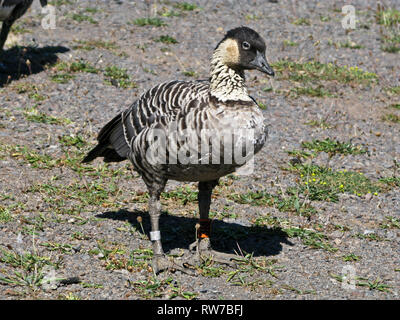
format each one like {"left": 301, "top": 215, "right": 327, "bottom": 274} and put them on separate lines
{"left": 82, "top": 80, "right": 209, "bottom": 163}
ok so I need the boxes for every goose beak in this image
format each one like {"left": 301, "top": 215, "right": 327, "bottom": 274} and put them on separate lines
{"left": 250, "top": 51, "right": 275, "bottom": 76}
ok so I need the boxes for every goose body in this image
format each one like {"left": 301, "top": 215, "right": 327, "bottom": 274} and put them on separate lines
{"left": 0, "top": 0, "right": 47, "bottom": 51}
{"left": 83, "top": 26, "right": 275, "bottom": 273}
{"left": 87, "top": 79, "right": 267, "bottom": 183}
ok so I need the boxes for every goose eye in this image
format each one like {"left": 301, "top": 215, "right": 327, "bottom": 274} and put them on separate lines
{"left": 242, "top": 41, "right": 251, "bottom": 50}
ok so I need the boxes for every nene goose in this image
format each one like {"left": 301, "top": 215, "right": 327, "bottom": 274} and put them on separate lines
{"left": 83, "top": 26, "right": 275, "bottom": 273}
{"left": 0, "top": 0, "right": 47, "bottom": 51}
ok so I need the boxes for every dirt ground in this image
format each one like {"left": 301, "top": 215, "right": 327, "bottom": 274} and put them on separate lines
{"left": 0, "top": 0, "right": 399, "bottom": 300}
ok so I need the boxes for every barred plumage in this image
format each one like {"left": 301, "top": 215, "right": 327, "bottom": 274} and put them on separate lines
{"left": 83, "top": 26, "right": 275, "bottom": 274}
{"left": 0, "top": 0, "right": 47, "bottom": 50}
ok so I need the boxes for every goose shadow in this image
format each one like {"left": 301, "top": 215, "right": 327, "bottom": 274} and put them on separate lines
{"left": 97, "top": 209, "right": 293, "bottom": 257}
{"left": 0, "top": 45, "right": 70, "bottom": 86}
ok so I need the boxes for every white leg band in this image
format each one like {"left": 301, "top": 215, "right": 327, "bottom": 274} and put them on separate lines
{"left": 150, "top": 231, "right": 161, "bottom": 241}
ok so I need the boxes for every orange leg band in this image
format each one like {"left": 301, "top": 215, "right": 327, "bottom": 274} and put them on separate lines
{"left": 198, "top": 219, "right": 211, "bottom": 239}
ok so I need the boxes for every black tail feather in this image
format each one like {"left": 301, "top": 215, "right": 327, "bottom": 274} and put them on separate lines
{"left": 82, "top": 113, "right": 127, "bottom": 163}
{"left": 82, "top": 144, "right": 105, "bottom": 163}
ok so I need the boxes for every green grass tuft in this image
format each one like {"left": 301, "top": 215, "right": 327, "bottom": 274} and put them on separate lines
{"left": 73, "top": 40, "right": 119, "bottom": 51}
{"left": 173, "top": 2, "right": 198, "bottom": 11}
{"left": 154, "top": 35, "right": 178, "bottom": 44}
{"left": 131, "top": 17, "right": 166, "bottom": 27}
{"left": 69, "top": 13, "right": 98, "bottom": 24}
{"left": 382, "top": 113, "right": 400, "bottom": 123}
{"left": 24, "top": 105, "right": 72, "bottom": 125}
{"left": 289, "top": 164, "right": 385, "bottom": 202}
{"left": 272, "top": 60, "right": 378, "bottom": 85}
{"left": 104, "top": 66, "right": 136, "bottom": 88}
{"left": 376, "top": 9, "right": 400, "bottom": 27}
{"left": 292, "top": 18, "right": 311, "bottom": 26}
{"left": 301, "top": 138, "right": 367, "bottom": 156}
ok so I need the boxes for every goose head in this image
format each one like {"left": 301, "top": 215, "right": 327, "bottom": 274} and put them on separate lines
{"left": 214, "top": 26, "right": 274, "bottom": 77}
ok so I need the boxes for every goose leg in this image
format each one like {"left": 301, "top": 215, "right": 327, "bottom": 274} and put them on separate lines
{"left": 146, "top": 180, "right": 193, "bottom": 275}
{"left": 0, "top": 21, "right": 13, "bottom": 52}
{"left": 189, "top": 180, "right": 239, "bottom": 266}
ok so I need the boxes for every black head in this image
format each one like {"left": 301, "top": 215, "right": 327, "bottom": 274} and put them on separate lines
{"left": 215, "top": 26, "right": 274, "bottom": 76}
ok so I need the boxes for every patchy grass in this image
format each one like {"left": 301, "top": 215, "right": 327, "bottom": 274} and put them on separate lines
{"left": 0, "top": 206, "right": 12, "bottom": 222}
{"left": 380, "top": 177, "right": 400, "bottom": 188}
{"left": 198, "top": 258, "right": 226, "bottom": 278}
{"left": 289, "top": 164, "right": 385, "bottom": 202}
{"left": 48, "top": 0, "right": 73, "bottom": 5}
{"left": 103, "top": 66, "right": 136, "bottom": 88}
{"left": 338, "top": 41, "right": 365, "bottom": 50}
{"left": 0, "top": 246, "right": 61, "bottom": 289}
{"left": 11, "top": 83, "right": 47, "bottom": 102}
{"left": 131, "top": 18, "right": 167, "bottom": 27}
{"left": 69, "top": 13, "right": 98, "bottom": 24}
{"left": 283, "top": 227, "right": 338, "bottom": 252}
{"left": 55, "top": 60, "right": 99, "bottom": 74}
{"left": 229, "top": 189, "right": 316, "bottom": 217}
{"left": 320, "top": 15, "right": 331, "bottom": 22}
{"left": 245, "top": 14, "right": 262, "bottom": 21}
{"left": 24, "top": 105, "right": 72, "bottom": 125}
{"left": 288, "top": 138, "right": 367, "bottom": 160}
{"left": 158, "top": 8, "right": 181, "bottom": 17}
{"left": 257, "top": 102, "right": 267, "bottom": 110}
{"left": 209, "top": 208, "right": 237, "bottom": 221}
{"left": 58, "top": 134, "right": 87, "bottom": 149}
{"left": 182, "top": 70, "right": 198, "bottom": 77}
{"left": 356, "top": 278, "right": 392, "bottom": 292}
{"left": 226, "top": 255, "right": 282, "bottom": 290}
{"left": 10, "top": 24, "right": 30, "bottom": 34}
{"left": 53, "top": 60, "right": 137, "bottom": 89}
{"left": 330, "top": 273, "right": 391, "bottom": 292}
{"left": 143, "top": 67, "right": 158, "bottom": 75}
{"left": 385, "top": 86, "right": 400, "bottom": 95}
{"left": 380, "top": 216, "right": 400, "bottom": 229}
{"left": 72, "top": 40, "right": 119, "bottom": 51}
{"left": 0, "top": 143, "right": 126, "bottom": 179}
{"left": 376, "top": 9, "right": 400, "bottom": 27}
{"left": 355, "top": 232, "right": 385, "bottom": 242}
{"left": 27, "top": 179, "right": 123, "bottom": 216}
{"left": 292, "top": 18, "right": 311, "bottom": 26}
{"left": 272, "top": 60, "right": 378, "bottom": 85}
{"left": 381, "top": 44, "right": 400, "bottom": 53}
{"left": 292, "top": 86, "right": 335, "bottom": 97}
{"left": 343, "top": 253, "right": 361, "bottom": 262}
{"left": 376, "top": 8, "right": 400, "bottom": 53}
{"left": 301, "top": 138, "right": 367, "bottom": 156}
{"left": 41, "top": 242, "right": 74, "bottom": 254}
{"left": 0, "top": 144, "right": 56, "bottom": 169}
{"left": 162, "top": 186, "right": 198, "bottom": 205}
{"left": 283, "top": 40, "right": 298, "bottom": 47}
{"left": 382, "top": 113, "right": 400, "bottom": 123}
{"left": 173, "top": 2, "right": 198, "bottom": 11}
{"left": 304, "top": 119, "right": 335, "bottom": 129}
{"left": 251, "top": 215, "right": 336, "bottom": 253}
{"left": 50, "top": 73, "right": 75, "bottom": 84}
{"left": 154, "top": 35, "right": 178, "bottom": 44}
{"left": 84, "top": 7, "right": 99, "bottom": 14}
{"left": 88, "top": 241, "right": 146, "bottom": 272}
{"left": 131, "top": 276, "right": 197, "bottom": 299}
{"left": 381, "top": 32, "right": 400, "bottom": 53}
